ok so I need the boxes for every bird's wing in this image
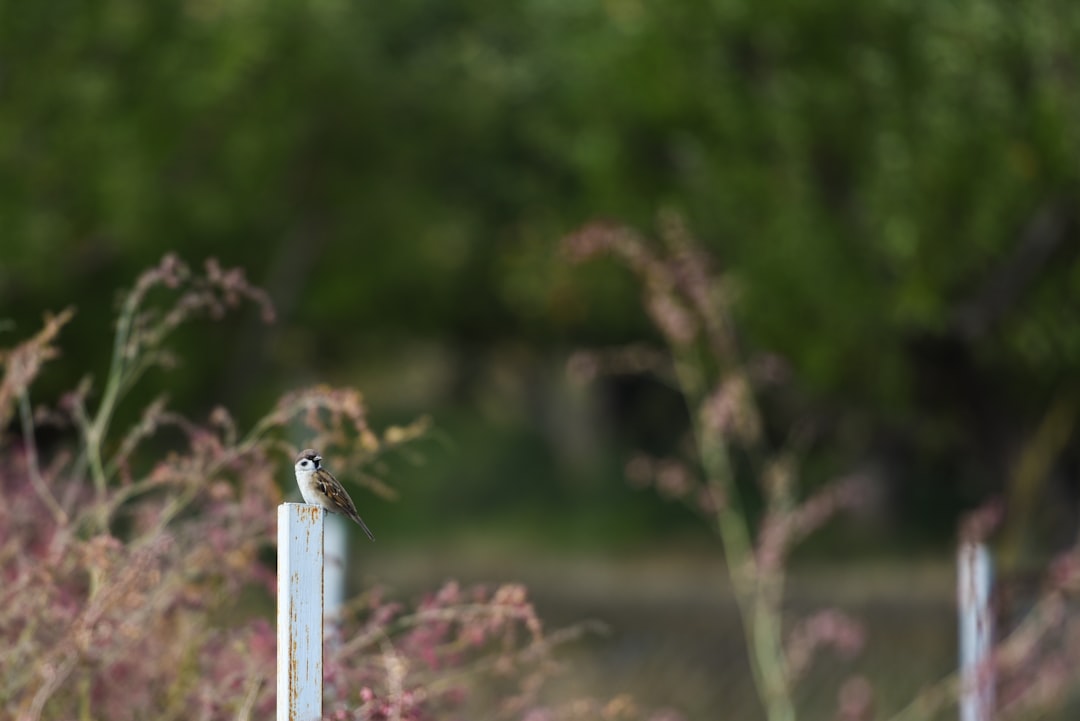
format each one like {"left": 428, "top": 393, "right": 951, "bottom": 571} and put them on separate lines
{"left": 318, "top": 468, "right": 376, "bottom": 541}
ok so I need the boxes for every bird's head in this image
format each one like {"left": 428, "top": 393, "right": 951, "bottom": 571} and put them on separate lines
{"left": 294, "top": 448, "right": 322, "bottom": 474}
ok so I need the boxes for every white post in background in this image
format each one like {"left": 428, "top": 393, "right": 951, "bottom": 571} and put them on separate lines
{"left": 278, "top": 503, "right": 324, "bottom": 721}
{"left": 959, "top": 542, "right": 994, "bottom": 721}
{"left": 324, "top": 512, "right": 348, "bottom": 622}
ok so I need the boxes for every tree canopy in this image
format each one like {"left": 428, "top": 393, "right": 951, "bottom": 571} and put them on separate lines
{"left": 2, "top": 0, "right": 1078, "bottom": 546}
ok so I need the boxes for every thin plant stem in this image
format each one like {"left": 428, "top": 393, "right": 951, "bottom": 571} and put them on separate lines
{"left": 234, "top": 678, "right": 263, "bottom": 721}
{"left": 75, "top": 287, "right": 144, "bottom": 524}
{"left": 675, "top": 352, "right": 795, "bottom": 721}
{"left": 18, "top": 389, "right": 67, "bottom": 525}
{"left": 95, "top": 291, "right": 141, "bottom": 445}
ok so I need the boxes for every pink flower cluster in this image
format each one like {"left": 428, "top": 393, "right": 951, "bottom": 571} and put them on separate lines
{"left": 0, "top": 257, "right": 573, "bottom": 721}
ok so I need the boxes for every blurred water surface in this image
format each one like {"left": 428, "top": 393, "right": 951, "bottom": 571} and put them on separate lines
{"left": 363, "top": 550, "right": 960, "bottom": 720}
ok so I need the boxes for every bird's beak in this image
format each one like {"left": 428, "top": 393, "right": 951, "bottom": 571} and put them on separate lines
{"left": 314, "top": 455, "right": 322, "bottom": 463}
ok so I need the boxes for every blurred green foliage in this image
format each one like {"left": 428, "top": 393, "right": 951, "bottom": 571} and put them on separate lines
{"left": 2, "top": 0, "right": 1078, "bottom": 548}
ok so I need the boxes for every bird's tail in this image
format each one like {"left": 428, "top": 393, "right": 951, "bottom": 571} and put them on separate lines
{"left": 352, "top": 512, "right": 375, "bottom": 541}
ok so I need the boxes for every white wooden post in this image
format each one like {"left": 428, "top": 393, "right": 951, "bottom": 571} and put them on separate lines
{"left": 959, "top": 542, "right": 994, "bottom": 721}
{"left": 278, "top": 503, "right": 324, "bottom": 721}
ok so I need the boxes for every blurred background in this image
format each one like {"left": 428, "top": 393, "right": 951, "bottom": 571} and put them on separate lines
{"left": 2, "top": 0, "right": 1079, "bottom": 717}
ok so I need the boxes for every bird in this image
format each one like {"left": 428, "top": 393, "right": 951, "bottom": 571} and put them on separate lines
{"left": 293, "top": 448, "right": 375, "bottom": 541}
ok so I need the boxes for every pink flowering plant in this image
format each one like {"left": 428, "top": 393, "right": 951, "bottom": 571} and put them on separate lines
{"left": 0, "top": 256, "right": 566, "bottom": 721}
{"left": 563, "top": 213, "right": 1080, "bottom": 721}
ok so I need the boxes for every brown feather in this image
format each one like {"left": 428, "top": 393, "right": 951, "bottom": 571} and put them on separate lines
{"left": 315, "top": 466, "right": 376, "bottom": 541}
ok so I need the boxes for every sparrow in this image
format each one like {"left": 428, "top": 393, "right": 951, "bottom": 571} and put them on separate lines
{"left": 293, "top": 449, "right": 375, "bottom": 541}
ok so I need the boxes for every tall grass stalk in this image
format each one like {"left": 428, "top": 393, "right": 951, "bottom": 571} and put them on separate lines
{"left": 0, "top": 256, "right": 583, "bottom": 721}
{"left": 565, "top": 212, "right": 1080, "bottom": 721}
